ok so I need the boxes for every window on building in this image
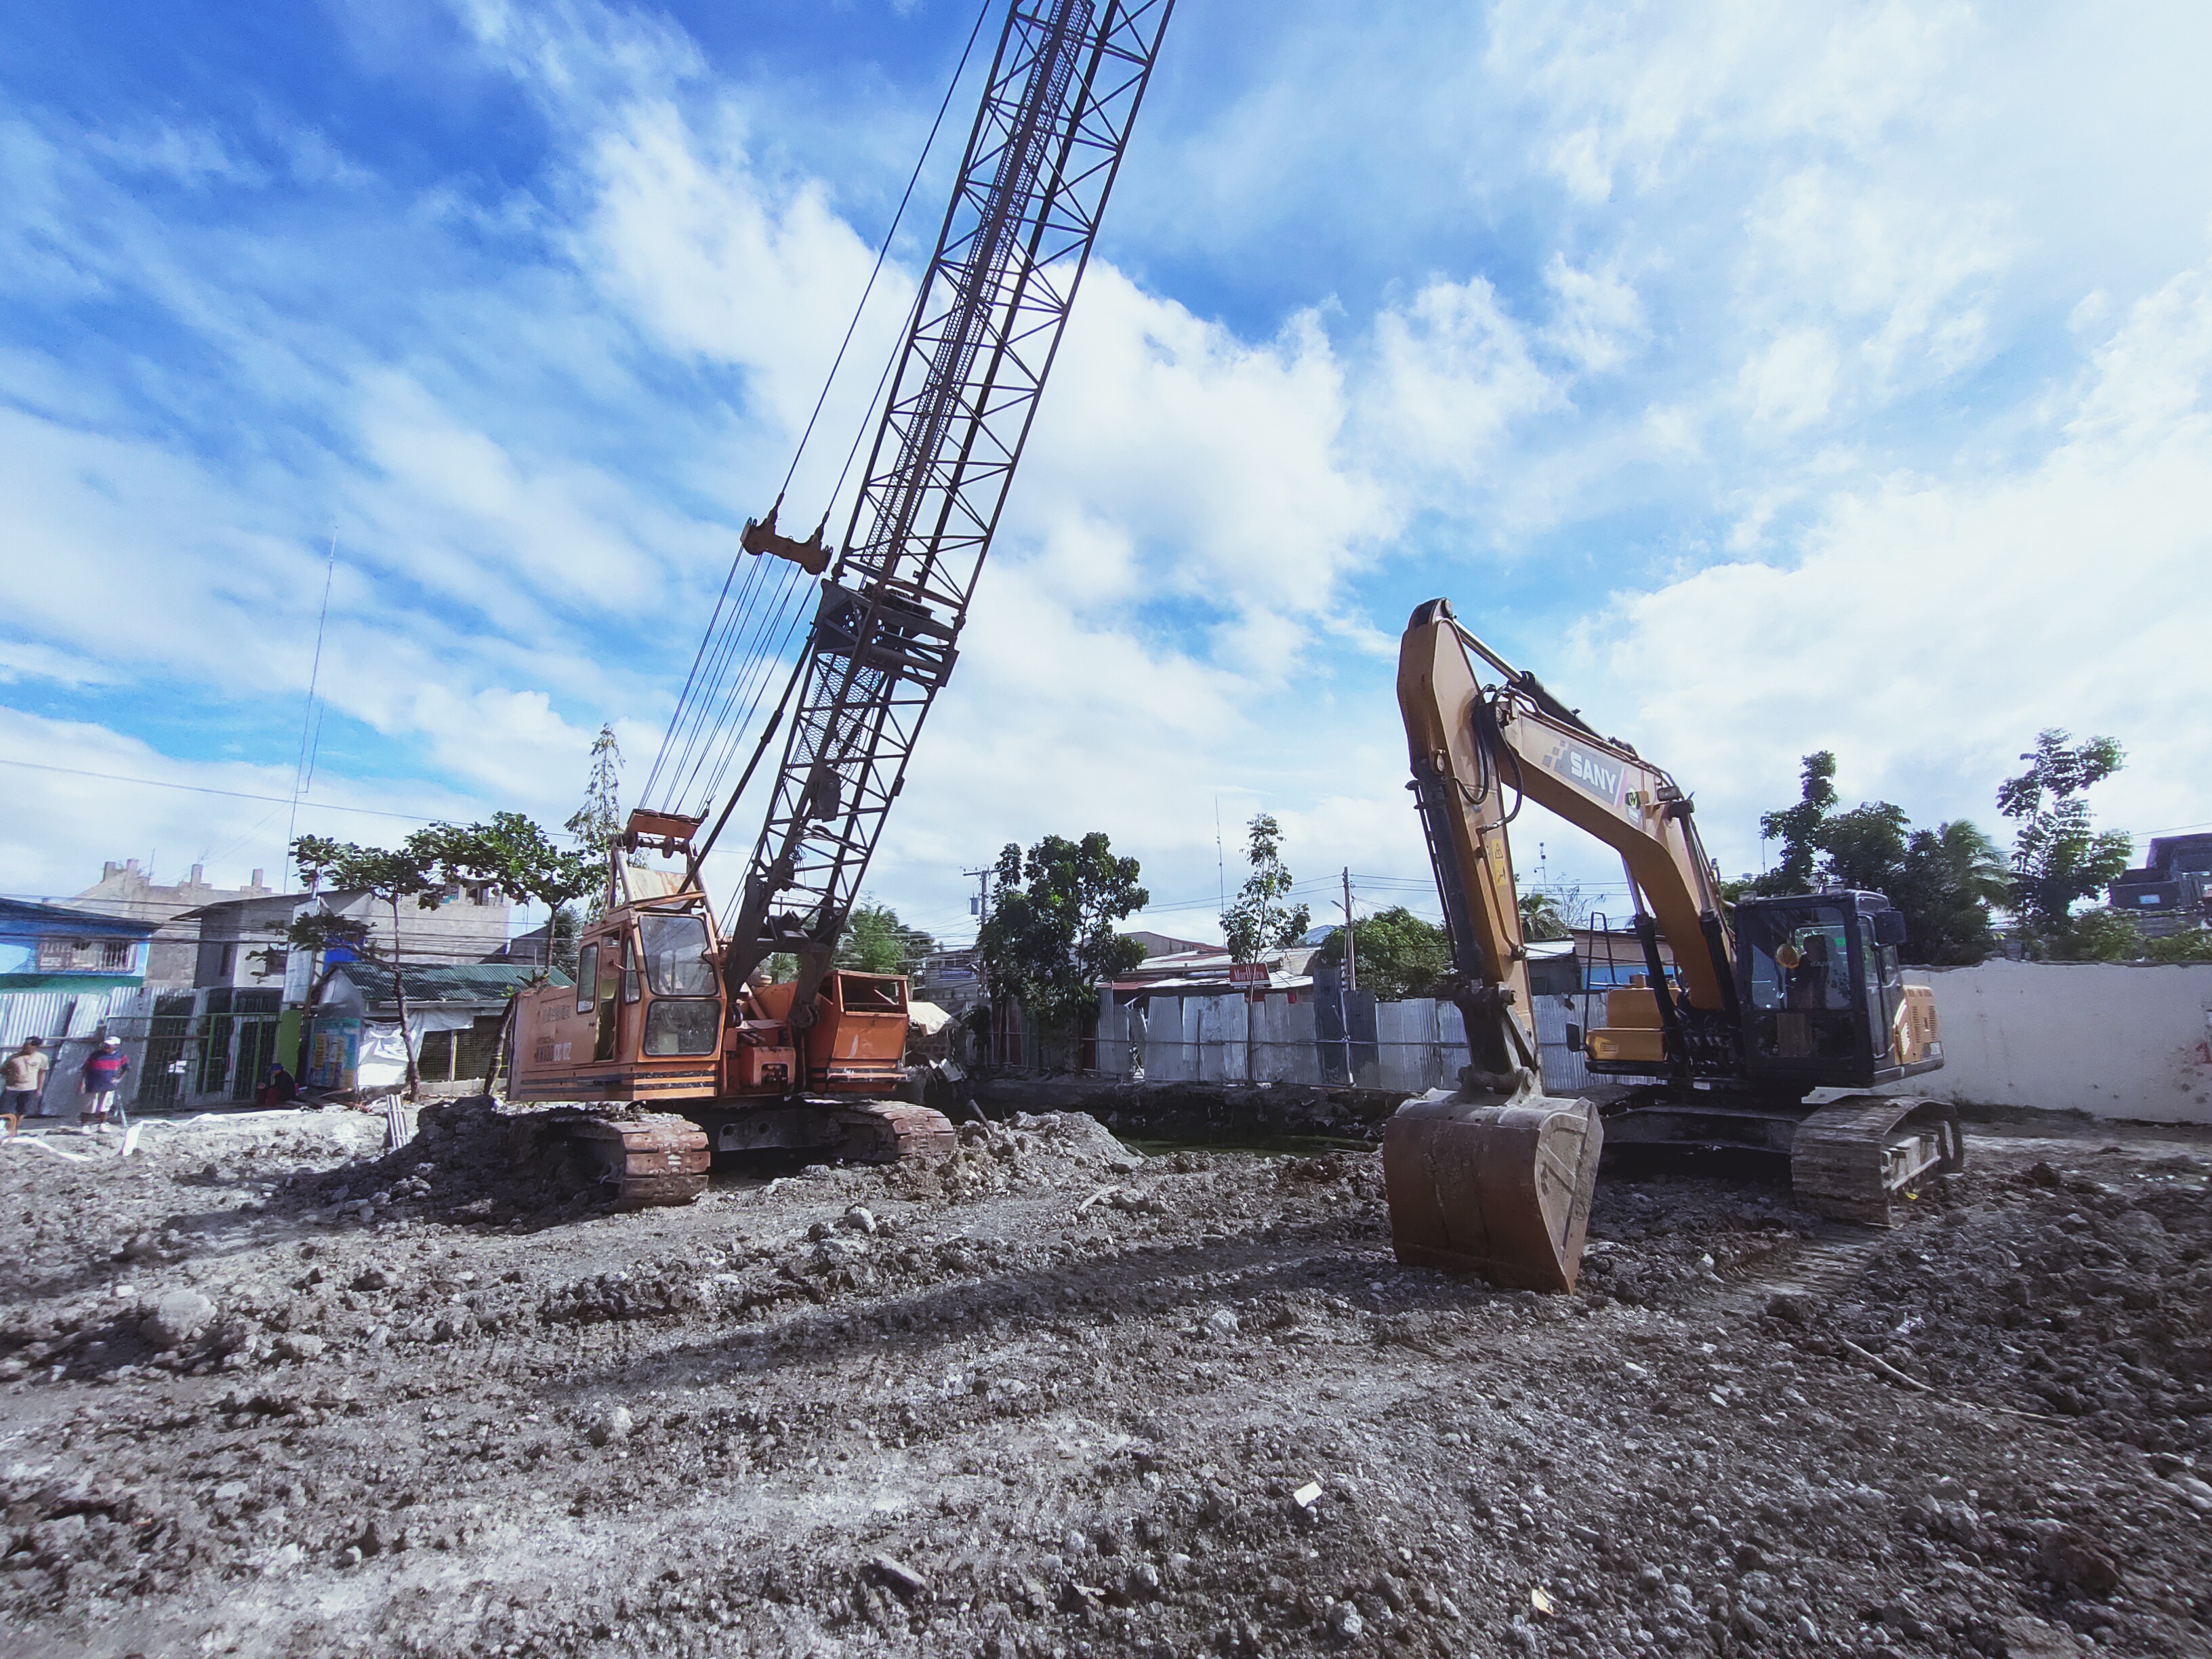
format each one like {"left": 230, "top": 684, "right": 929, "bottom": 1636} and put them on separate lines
{"left": 218, "top": 943, "right": 237, "bottom": 977}
{"left": 100, "top": 939, "right": 133, "bottom": 970}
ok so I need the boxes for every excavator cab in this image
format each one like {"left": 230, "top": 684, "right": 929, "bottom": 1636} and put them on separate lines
{"left": 1735, "top": 890, "right": 1942, "bottom": 1090}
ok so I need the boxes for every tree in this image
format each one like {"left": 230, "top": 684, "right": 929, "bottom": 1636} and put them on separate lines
{"left": 567, "top": 724, "right": 623, "bottom": 858}
{"left": 1753, "top": 752, "right": 1839, "bottom": 895}
{"left": 289, "top": 813, "right": 590, "bottom": 1098}
{"left": 564, "top": 724, "right": 626, "bottom": 922}
{"left": 1313, "top": 907, "right": 1450, "bottom": 1001}
{"left": 838, "top": 901, "right": 937, "bottom": 977}
{"left": 977, "top": 833, "right": 1149, "bottom": 1048}
{"left": 291, "top": 835, "right": 443, "bottom": 1099}
{"left": 416, "top": 813, "right": 596, "bottom": 919}
{"left": 1998, "top": 730, "right": 2133, "bottom": 952}
{"left": 1221, "top": 813, "right": 1311, "bottom": 963}
{"left": 1815, "top": 802, "right": 1910, "bottom": 895}
{"left": 1889, "top": 821, "right": 2009, "bottom": 966}
{"left": 1518, "top": 892, "right": 1571, "bottom": 941}
{"left": 1749, "top": 754, "right": 2004, "bottom": 965}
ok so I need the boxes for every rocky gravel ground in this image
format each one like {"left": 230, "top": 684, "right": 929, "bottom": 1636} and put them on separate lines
{"left": 1, "top": 1101, "right": 2208, "bottom": 1659}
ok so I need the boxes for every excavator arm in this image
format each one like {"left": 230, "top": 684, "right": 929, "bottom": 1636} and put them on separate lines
{"left": 1382, "top": 608, "right": 1620, "bottom": 1292}
{"left": 1399, "top": 599, "right": 1741, "bottom": 1082}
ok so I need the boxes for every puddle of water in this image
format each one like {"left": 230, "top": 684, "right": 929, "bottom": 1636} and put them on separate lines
{"left": 1126, "top": 1134, "right": 1374, "bottom": 1158}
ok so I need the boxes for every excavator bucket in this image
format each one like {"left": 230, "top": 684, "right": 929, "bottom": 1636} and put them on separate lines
{"left": 1381, "top": 1084, "right": 1604, "bottom": 1293}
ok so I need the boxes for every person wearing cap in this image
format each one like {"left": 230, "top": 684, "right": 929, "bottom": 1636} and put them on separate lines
{"left": 2, "top": 1036, "right": 49, "bottom": 1130}
{"left": 79, "top": 1037, "right": 131, "bottom": 1132}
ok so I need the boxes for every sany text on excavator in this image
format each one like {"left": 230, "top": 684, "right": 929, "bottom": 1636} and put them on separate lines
{"left": 502, "top": 0, "right": 1176, "bottom": 1202}
{"left": 1380, "top": 600, "right": 1959, "bottom": 1292}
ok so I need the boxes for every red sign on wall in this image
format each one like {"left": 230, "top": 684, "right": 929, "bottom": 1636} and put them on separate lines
{"left": 1227, "top": 962, "right": 1269, "bottom": 985}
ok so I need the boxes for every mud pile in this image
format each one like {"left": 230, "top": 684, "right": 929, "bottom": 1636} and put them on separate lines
{"left": 1811, "top": 1153, "right": 2212, "bottom": 1452}
{"left": 3, "top": 1107, "right": 2210, "bottom": 1658}
{"left": 281, "top": 1097, "right": 637, "bottom": 1229}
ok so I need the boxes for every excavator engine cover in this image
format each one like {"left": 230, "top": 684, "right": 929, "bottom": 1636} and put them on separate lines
{"left": 1381, "top": 1084, "right": 1604, "bottom": 1293}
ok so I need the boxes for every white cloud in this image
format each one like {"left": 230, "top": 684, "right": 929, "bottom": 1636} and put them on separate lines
{"left": 1592, "top": 251, "right": 2212, "bottom": 874}
{"left": 1737, "top": 326, "right": 1841, "bottom": 433}
{"left": 1542, "top": 254, "right": 1645, "bottom": 373}
{"left": 1366, "top": 274, "right": 1563, "bottom": 481}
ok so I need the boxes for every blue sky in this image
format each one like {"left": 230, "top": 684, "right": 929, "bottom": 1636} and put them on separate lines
{"left": 6, "top": 0, "right": 2212, "bottom": 949}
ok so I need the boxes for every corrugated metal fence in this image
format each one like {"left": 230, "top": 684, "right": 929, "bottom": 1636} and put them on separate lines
{"left": 1094, "top": 988, "right": 1595, "bottom": 1096}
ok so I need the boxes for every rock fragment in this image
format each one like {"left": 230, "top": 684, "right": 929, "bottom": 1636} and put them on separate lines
{"left": 2037, "top": 1525, "right": 2121, "bottom": 1598}
{"left": 588, "top": 1406, "right": 634, "bottom": 1447}
{"left": 867, "top": 1553, "right": 930, "bottom": 1601}
{"left": 140, "top": 1288, "right": 217, "bottom": 1349}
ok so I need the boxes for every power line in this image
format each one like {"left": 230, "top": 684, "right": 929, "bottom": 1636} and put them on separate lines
{"left": 3, "top": 758, "right": 462, "bottom": 824}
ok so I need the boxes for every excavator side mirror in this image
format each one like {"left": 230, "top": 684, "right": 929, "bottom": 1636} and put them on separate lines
{"left": 1872, "top": 909, "right": 1908, "bottom": 946}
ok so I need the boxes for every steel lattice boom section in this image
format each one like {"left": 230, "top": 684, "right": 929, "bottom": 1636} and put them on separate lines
{"left": 724, "top": 0, "right": 1172, "bottom": 987}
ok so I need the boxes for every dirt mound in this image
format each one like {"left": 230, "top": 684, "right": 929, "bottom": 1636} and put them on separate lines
{"left": 278, "top": 1097, "right": 620, "bottom": 1229}
{"left": 1807, "top": 1155, "right": 2212, "bottom": 1452}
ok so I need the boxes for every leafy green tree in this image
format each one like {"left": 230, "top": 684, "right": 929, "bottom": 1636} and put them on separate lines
{"left": 1221, "top": 813, "right": 1311, "bottom": 963}
{"left": 977, "top": 833, "right": 1149, "bottom": 1047}
{"left": 566, "top": 724, "right": 623, "bottom": 860}
{"left": 290, "top": 814, "right": 590, "bottom": 1097}
{"left": 2055, "top": 909, "right": 2142, "bottom": 962}
{"left": 290, "top": 835, "right": 443, "bottom": 1098}
{"left": 1815, "top": 802, "right": 1910, "bottom": 895}
{"left": 1889, "top": 821, "right": 2010, "bottom": 966}
{"left": 837, "top": 901, "right": 937, "bottom": 977}
{"left": 1518, "top": 892, "right": 1572, "bottom": 941}
{"left": 1749, "top": 754, "right": 2005, "bottom": 964}
{"left": 1997, "top": 730, "right": 2133, "bottom": 951}
{"left": 2144, "top": 928, "right": 2212, "bottom": 964}
{"left": 1753, "top": 752, "right": 1839, "bottom": 895}
{"left": 1314, "top": 906, "right": 1450, "bottom": 1001}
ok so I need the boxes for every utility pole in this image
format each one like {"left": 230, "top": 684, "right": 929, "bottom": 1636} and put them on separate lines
{"left": 1340, "top": 867, "right": 1357, "bottom": 993}
{"left": 962, "top": 865, "right": 994, "bottom": 930}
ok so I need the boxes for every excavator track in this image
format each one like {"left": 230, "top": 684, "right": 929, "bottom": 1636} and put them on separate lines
{"left": 1789, "top": 1094, "right": 1963, "bottom": 1227}
{"left": 544, "top": 1110, "right": 711, "bottom": 1208}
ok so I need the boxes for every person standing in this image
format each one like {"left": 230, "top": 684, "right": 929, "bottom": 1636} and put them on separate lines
{"left": 79, "top": 1036, "right": 130, "bottom": 1132}
{"left": 2, "top": 1036, "right": 49, "bottom": 1130}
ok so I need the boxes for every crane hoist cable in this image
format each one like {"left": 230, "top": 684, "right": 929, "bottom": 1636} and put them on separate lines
{"left": 643, "top": 0, "right": 996, "bottom": 819}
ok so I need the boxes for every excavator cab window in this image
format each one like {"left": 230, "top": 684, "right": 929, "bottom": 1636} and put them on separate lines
{"left": 594, "top": 942, "right": 623, "bottom": 1061}
{"left": 1738, "top": 903, "right": 1860, "bottom": 1065}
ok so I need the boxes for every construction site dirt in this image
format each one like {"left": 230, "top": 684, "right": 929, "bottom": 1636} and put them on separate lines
{"left": 3, "top": 1101, "right": 2209, "bottom": 1659}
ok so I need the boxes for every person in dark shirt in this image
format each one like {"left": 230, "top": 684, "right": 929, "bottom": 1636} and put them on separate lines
{"left": 258, "top": 1064, "right": 299, "bottom": 1109}
{"left": 79, "top": 1037, "right": 130, "bottom": 1132}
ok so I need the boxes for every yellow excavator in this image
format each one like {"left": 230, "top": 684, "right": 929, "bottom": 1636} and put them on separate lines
{"left": 1380, "top": 600, "right": 1957, "bottom": 1292}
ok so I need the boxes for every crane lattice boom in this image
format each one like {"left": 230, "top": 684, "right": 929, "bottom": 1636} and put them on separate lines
{"left": 724, "top": 0, "right": 1173, "bottom": 1000}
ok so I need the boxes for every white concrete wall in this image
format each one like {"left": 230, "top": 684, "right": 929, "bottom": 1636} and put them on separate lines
{"left": 1902, "top": 961, "right": 2212, "bottom": 1124}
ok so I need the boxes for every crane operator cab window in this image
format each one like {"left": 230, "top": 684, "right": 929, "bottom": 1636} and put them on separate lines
{"left": 638, "top": 912, "right": 721, "bottom": 1057}
{"left": 1740, "top": 904, "right": 1858, "bottom": 1062}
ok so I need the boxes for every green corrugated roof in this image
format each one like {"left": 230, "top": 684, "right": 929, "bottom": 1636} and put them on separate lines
{"left": 328, "top": 961, "right": 571, "bottom": 1006}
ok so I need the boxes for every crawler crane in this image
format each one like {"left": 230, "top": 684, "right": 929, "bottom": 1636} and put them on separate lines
{"left": 506, "top": 0, "right": 1176, "bottom": 1200}
{"left": 1382, "top": 600, "right": 1959, "bottom": 1292}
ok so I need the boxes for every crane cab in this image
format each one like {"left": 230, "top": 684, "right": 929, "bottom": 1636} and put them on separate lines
{"left": 1732, "top": 890, "right": 1942, "bottom": 1090}
{"left": 510, "top": 893, "right": 726, "bottom": 1105}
